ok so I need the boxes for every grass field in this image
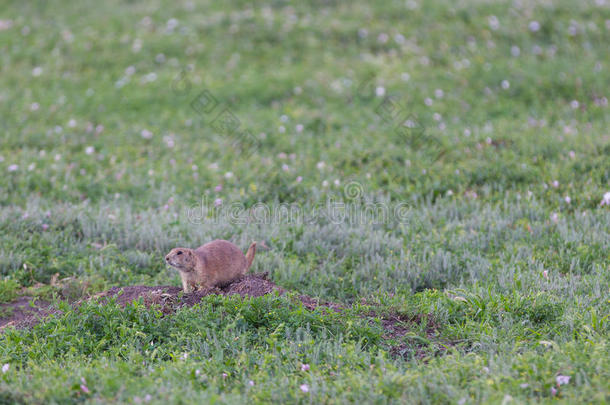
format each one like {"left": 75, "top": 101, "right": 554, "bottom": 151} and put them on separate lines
{"left": 0, "top": 0, "right": 609, "bottom": 403}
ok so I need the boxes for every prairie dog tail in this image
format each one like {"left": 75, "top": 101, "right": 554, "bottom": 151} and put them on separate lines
{"left": 244, "top": 242, "right": 257, "bottom": 271}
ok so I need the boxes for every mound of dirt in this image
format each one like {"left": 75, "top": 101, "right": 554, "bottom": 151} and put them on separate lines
{"left": 0, "top": 273, "right": 284, "bottom": 329}
{"left": 0, "top": 273, "right": 450, "bottom": 360}
{"left": 96, "top": 273, "right": 283, "bottom": 313}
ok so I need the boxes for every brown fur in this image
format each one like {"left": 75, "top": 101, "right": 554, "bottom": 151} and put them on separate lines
{"left": 165, "top": 240, "right": 257, "bottom": 293}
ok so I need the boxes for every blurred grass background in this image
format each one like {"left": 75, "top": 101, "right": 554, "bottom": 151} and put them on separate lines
{"left": 0, "top": 0, "right": 609, "bottom": 403}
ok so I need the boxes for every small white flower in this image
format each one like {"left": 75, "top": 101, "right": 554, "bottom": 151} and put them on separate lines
{"left": 167, "top": 18, "right": 179, "bottom": 31}
{"left": 564, "top": 196, "right": 571, "bottom": 204}
{"left": 214, "top": 198, "right": 222, "bottom": 207}
{"left": 1, "top": 364, "right": 8, "bottom": 373}
{"left": 85, "top": 146, "right": 95, "bottom": 155}
{"left": 550, "top": 212, "right": 559, "bottom": 223}
{"left": 568, "top": 24, "right": 578, "bottom": 36}
{"left": 434, "top": 89, "right": 444, "bottom": 98}
{"left": 30, "top": 102, "right": 40, "bottom": 111}
{"left": 334, "top": 179, "right": 340, "bottom": 186}
{"left": 401, "top": 72, "right": 410, "bottom": 81}
{"left": 296, "top": 124, "right": 304, "bottom": 133}
{"left": 8, "top": 164, "right": 18, "bottom": 172}
{"left": 0, "top": 20, "right": 13, "bottom": 31}
{"left": 248, "top": 380, "right": 254, "bottom": 386}
{"left": 115, "top": 77, "right": 128, "bottom": 88}
{"left": 529, "top": 21, "right": 540, "bottom": 32}
{"left": 520, "top": 383, "right": 529, "bottom": 388}
{"left": 375, "top": 86, "right": 386, "bottom": 97}
{"left": 163, "top": 135, "right": 175, "bottom": 148}
{"left": 316, "top": 161, "right": 325, "bottom": 170}
{"left": 488, "top": 15, "right": 499, "bottom": 30}
{"left": 551, "top": 180, "right": 559, "bottom": 188}
{"left": 132, "top": 38, "right": 142, "bottom": 53}
{"left": 568, "top": 150, "right": 575, "bottom": 159}
{"left": 570, "top": 100, "right": 580, "bottom": 109}
{"left": 125, "top": 66, "right": 136, "bottom": 76}
{"left": 556, "top": 375, "right": 570, "bottom": 386}
{"left": 322, "top": 180, "right": 329, "bottom": 187}
{"left": 296, "top": 176, "right": 303, "bottom": 183}
{"left": 68, "top": 119, "right": 77, "bottom": 128}
{"left": 511, "top": 45, "right": 521, "bottom": 57}
{"left": 543, "top": 270, "right": 549, "bottom": 279}
{"left": 32, "top": 66, "right": 43, "bottom": 76}
{"left": 299, "top": 384, "right": 309, "bottom": 393}
{"left": 141, "top": 129, "right": 153, "bottom": 139}
{"left": 600, "top": 191, "right": 610, "bottom": 206}
{"left": 224, "top": 171, "right": 234, "bottom": 179}
{"left": 208, "top": 162, "right": 218, "bottom": 170}
{"left": 424, "top": 97, "right": 433, "bottom": 106}
{"left": 280, "top": 114, "right": 289, "bottom": 123}
{"left": 501, "top": 80, "right": 510, "bottom": 89}
{"left": 278, "top": 125, "right": 286, "bottom": 133}
{"left": 301, "top": 364, "right": 310, "bottom": 371}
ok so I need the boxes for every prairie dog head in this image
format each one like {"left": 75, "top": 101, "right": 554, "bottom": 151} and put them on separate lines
{"left": 165, "top": 248, "right": 196, "bottom": 272}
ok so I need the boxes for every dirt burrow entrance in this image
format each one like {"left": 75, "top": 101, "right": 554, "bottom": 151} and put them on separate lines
{"left": 0, "top": 273, "right": 449, "bottom": 359}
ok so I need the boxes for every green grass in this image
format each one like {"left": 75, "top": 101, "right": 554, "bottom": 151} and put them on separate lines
{"left": 0, "top": 0, "right": 609, "bottom": 403}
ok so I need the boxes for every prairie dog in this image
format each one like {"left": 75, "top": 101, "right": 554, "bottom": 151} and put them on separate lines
{"left": 165, "top": 240, "right": 256, "bottom": 293}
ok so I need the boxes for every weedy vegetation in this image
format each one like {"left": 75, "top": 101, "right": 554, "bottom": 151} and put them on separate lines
{"left": 0, "top": 0, "right": 609, "bottom": 403}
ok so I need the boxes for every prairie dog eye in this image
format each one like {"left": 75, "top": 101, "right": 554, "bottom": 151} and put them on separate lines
{"left": 177, "top": 251, "right": 183, "bottom": 255}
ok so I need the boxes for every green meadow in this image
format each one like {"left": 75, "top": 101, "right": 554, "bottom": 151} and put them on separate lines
{"left": 0, "top": 0, "right": 609, "bottom": 403}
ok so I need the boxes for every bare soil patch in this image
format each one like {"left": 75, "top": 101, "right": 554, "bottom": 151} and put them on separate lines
{"left": 0, "top": 296, "right": 57, "bottom": 329}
